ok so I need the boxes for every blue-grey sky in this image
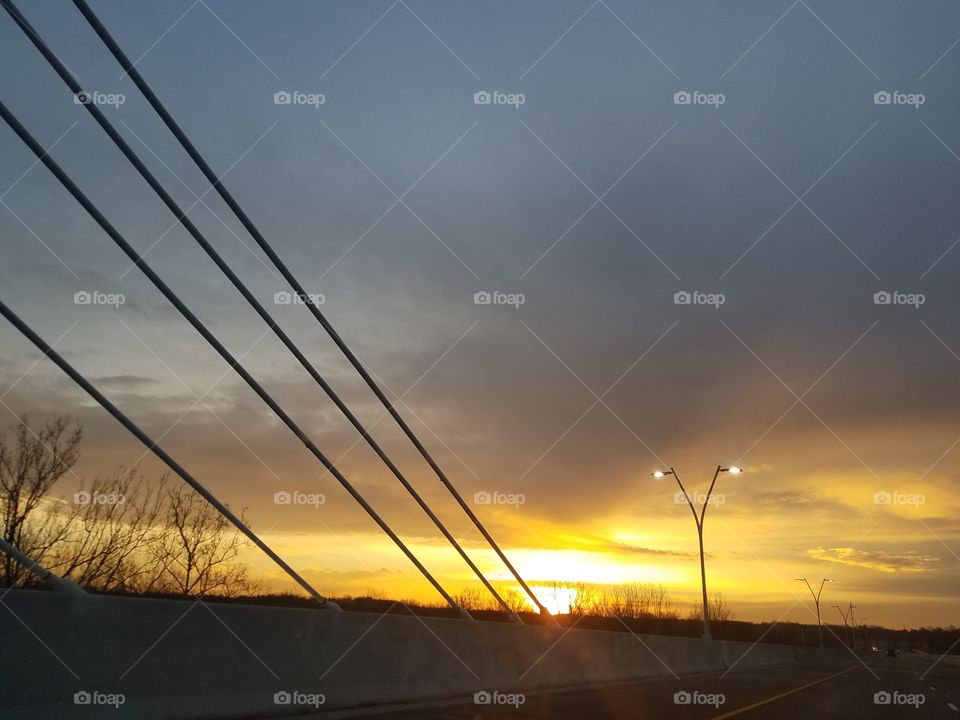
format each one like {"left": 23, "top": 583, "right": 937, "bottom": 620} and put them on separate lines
{"left": 2, "top": 0, "right": 959, "bottom": 626}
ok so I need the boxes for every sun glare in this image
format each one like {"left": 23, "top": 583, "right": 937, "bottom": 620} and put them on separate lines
{"left": 510, "top": 549, "right": 680, "bottom": 586}
{"left": 526, "top": 585, "right": 579, "bottom": 615}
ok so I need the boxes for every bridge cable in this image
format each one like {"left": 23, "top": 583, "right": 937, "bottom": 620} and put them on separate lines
{"left": 68, "top": 0, "right": 554, "bottom": 623}
{"left": 0, "top": 98, "right": 468, "bottom": 618}
{"left": 1, "top": 0, "right": 519, "bottom": 622}
{"left": 0, "top": 300, "right": 335, "bottom": 608}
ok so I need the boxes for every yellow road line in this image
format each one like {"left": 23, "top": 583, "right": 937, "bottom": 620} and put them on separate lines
{"left": 710, "top": 665, "right": 860, "bottom": 719}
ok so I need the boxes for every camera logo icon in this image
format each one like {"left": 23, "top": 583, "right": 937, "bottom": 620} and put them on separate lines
{"left": 873, "top": 291, "right": 891, "bottom": 305}
{"left": 473, "top": 91, "right": 492, "bottom": 105}
{"left": 673, "top": 91, "right": 692, "bottom": 105}
{"left": 674, "top": 291, "right": 691, "bottom": 305}
{"left": 73, "top": 291, "right": 92, "bottom": 305}
{"left": 873, "top": 690, "right": 891, "bottom": 705}
{"left": 873, "top": 91, "right": 892, "bottom": 105}
{"left": 274, "top": 291, "right": 292, "bottom": 305}
{"left": 474, "top": 291, "right": 492, "bottom": 305}
{"left": 73, "top": 491, "right": 92, "bottom": 505}
{"left": 274, "top": 491, "right": 292, "bottom": 505}
{"left": 473, "top": 491, "right": 492, "bottom": 505}
{"left": 274, "top": 91, "right": 292, "bottom": 105}
{"left": 474, "top": 691, "right": 492, "bottom": 705}
{"left": 873, "top": 90, "right": 923, "bottom": 108}
{"left": 73, "top": 691, "right": 91, "bottom": 705}
{"left": 73, "top": 91, "right": 92, "bottom": 105}
{"left": 274, "top": 690, "right": 292, "bottom": 705}
{"left": 873, "top": 491, "right": 891, "bottom": 504}
{"left": 674, "top": 690, "right": 692, "bottom": 704}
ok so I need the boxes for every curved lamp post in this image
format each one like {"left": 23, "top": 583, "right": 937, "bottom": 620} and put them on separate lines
{"left": 797, "top": 577, "right": 834, "bottom": 647}
{"left": 832, "top": 604, "right": 851, "bottom": 648}
{"left": 652, "top": 465, "right": 741, "bottom": 639}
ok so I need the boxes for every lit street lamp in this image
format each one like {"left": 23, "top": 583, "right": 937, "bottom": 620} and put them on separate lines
{"left": 653, "top": 465, "right": 741, "bottom": 640}
{"left": 797, "top": 577, "right": 834, "bottom": 647}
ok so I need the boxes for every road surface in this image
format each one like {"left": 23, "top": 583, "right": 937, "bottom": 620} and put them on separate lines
{"left": 314, "top": 652, "right": 959, "bottom": 719}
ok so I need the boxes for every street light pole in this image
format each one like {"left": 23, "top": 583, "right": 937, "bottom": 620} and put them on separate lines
{"left": 797, "top": 577, "right": 833, "bottom": 647}
{"left": 653, "top": 465, "right": 740, "bottom": 640}
{"left": 833, "top": 604, "right": 851, "bottom": 648}
{"left": 848, "top": 604, "right": 858, "bottom": 648}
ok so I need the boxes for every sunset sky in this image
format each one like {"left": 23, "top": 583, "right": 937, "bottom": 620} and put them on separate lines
{"left": 1, "top": 0, "right": 959, "bottom": 628}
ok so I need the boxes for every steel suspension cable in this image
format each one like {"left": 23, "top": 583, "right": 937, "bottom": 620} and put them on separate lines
{"left": 68, "top": 0, "right": 554, "bottom": 622}
{"left": 1, "top": 0, "right": 518, "bottom": 622}
{"left": 0, "top": 99, "right": 469, "bottom": 618}
{"left": 0, "top": 301, "right": 333, "bottom": 608}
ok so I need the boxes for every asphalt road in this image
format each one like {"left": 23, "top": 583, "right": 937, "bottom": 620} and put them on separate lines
{"left": 324, "top": 652, "right": 960, "bottom": 720}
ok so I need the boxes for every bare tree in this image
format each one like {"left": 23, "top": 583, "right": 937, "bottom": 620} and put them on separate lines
{"left": 590, "top": 582, "right": 679, "bottom": 619}
{"left": 0, "top": 415, "right": 259, "bottom": 598}
{"left": 568, "top": 581, "right": 599, "bottom": 617}
{"left": 688, "top": 592, "right": 734, "bottom": 622}
{"left": 452, "top": 586, "right": 529, "bottom": 613}
{"left": 0, "top": 416, "right": 81, "bottom": 586}
{"left": 500, "top": 587, "right": 530, "bottom": 613}
{"left": 596, "top": 583, "right": 649, "bottom": 617}
{"left": 146, "top": 485, "right": 257, "bottom": 597}
{"left": 648, "top": 583, "right": 679, "bottom": 620}
{"left": 711, "top": 592, "right": 734, "bottom": 622}
{"left": 453, "top": 587, "right": 485, "bottom": 611}
{"left": 48, "top": 470, "right": 168, "bottom": 592}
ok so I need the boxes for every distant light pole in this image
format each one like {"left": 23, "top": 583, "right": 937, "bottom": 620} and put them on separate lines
{"left": 832, "top": 604, "right": 851, "bottom": 648}
{"left": 797, "top": 577, "right": 834, "bottom": 647}
{"left": 652, "top": 465, "right": 741, "bottom": 640}
{"left": 848, "top": 604, "right": 859, "bottom": 648}
{"left": 847, "top": 603, "right": 858, "bottom": 648}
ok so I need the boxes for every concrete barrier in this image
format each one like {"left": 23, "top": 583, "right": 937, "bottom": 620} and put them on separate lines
{"left": 0, "top": 590, "right": 842, "bottom": 719}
